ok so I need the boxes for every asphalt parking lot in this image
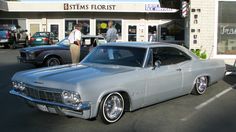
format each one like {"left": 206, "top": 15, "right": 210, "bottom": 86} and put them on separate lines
{"left": 0, "top": 47, "right": 236, "bottom": 132}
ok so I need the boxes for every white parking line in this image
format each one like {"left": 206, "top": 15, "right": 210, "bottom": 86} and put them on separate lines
{"left": 181, "top": 85, "right": 236, "bottom": 121}
{"left": 195, "top": 88, "right": 233, "bottom": 110}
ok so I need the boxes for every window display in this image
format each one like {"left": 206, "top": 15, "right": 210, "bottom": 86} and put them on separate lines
{"left": 218, "top": 2, "right": 236, "bottom": 55}
{"left": 96, "top": 20, "right": 122, "bottom": 40}
{"left": 65, "top": 20, "right": 90, "bottom": 37}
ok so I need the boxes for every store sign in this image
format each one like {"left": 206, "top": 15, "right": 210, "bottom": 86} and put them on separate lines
{"left": 220, "top": 25, "right": 236, "bottom": 35}
{"left": 145, "top": 4, "right": 178, "bottom": 12}
{"left": 64, "top": 3, "right": 116, "bottom": 11}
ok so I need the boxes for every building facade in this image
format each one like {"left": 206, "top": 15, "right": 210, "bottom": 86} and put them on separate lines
{"left": 189, "top": 0, "right": 236, "bottom": 65}
{"left": 0, "top": 0, "right": 184, "bottom": 44}
{"left": 0, "top": 0, "right": 235, "bottom": 65}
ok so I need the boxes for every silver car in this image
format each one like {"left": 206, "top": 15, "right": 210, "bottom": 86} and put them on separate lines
{"left": 10, "top": 42, "right": 225, "bottom": 124}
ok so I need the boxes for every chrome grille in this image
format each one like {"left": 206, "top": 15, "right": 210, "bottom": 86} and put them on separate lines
{"left": 24, "top": 87, "right": 63, "bottom": 103}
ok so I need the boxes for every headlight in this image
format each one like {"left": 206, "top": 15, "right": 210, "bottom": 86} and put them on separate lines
{"left": 27, "top": 52, "right": 35, "bottom": 59}
{"left": 61, "top": 90, "right": 81, "bottom": 106}
{"left": 12, "top": 81, "right": 26, "bottom": 91}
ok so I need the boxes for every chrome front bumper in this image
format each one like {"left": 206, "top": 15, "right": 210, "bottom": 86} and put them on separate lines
{"left": 9, "top": 89, "right": 91, "bottom": 119}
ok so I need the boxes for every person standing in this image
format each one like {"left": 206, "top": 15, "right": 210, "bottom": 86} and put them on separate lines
{"left": 68, "top": 23, "right": 82, "bottom": 64}
{"left": 106, "top": 21, "right": 118, "bottom": 42}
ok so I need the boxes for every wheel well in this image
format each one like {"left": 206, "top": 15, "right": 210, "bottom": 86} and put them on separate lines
{"left": 206, "top": 76, "right": 210, "bottom": 86}
{"left": 119, "top": 91, "right": 131, "bottom": 111}
{"left": 44, "top": 55, "right": 63, "bottom": 64}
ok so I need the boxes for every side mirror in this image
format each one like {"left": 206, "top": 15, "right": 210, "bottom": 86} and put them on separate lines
{"left": 153, "top": 60, "right": 161, "bottom": 70}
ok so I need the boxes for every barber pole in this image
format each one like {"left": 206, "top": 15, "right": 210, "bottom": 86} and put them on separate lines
{"left": 182, "top": 1, "right": 189, "bottom": 18}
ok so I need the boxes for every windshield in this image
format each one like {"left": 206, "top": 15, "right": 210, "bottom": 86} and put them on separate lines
{"left": 82, "top": 46, "right": 147, "bottom": 67}
{"left": 58, "top": 38, "right": 70, "bottom": 46}
{"left": 33, "top": 32, "right": 49, "bottom": 37}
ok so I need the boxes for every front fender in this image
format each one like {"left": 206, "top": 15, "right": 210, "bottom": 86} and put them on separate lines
{"left": 90, "top": 88, "right": 132, "bottom": 118}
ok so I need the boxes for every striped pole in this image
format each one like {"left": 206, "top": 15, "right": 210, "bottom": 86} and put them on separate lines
{"left": 182, "top": 1, "right": 188, "bottom": 18}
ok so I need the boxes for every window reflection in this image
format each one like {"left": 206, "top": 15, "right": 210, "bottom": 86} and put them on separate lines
{"left": 65, "top": 20, "right": 90, "bottom": 37}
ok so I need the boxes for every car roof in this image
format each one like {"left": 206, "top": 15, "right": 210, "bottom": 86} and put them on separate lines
{"left": 101, "top": 42, "right": 199, "bottom": 60}
{"left": 104, "top": 42, "right": 180, "bottom": 48}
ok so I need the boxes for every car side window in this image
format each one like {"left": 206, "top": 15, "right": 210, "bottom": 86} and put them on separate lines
{"left": 152, "top": 47, "right": 191, "bottom": 66}
{"left": 146, "top": 48, "right": 154, "bottom": 67}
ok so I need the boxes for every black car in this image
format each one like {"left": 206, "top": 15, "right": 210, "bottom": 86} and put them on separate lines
{"left": 18, "top": 35, "right": 106, "bottom": 67}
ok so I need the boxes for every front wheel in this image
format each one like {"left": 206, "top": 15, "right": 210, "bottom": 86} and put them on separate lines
{"left": 44, "top": 57, "right": 61, "bottom": 67}
{"left": 99, "top": 92, "right": 125, "bottom": 124}
{"left": 191, "top": 76, "right": 208, "bottom": 95}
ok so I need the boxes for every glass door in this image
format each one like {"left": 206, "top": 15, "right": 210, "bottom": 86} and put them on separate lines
{"left": 128, "top": 25, "right": 137, "bottom": 42}
{"left": 148, "top": 25, "right": 158, "bottom": 42}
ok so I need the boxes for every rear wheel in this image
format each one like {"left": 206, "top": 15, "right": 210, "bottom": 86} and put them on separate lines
{"left": 99, "top": 92, "right": 125, "bottom": 124}
{"left": 191, "top": 76, "right": 208, "bottom": 95}
{"left": 44, "top": 57, "right": 61, "bottom": 67}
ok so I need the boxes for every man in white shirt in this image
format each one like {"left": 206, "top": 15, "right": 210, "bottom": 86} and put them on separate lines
{"left": 68, "top": 23, "right": 82, "bottom": 64}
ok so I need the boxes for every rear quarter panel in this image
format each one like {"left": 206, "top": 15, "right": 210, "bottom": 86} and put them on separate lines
{"left": 181, "top": 59, "right": 225, "bottom": 93}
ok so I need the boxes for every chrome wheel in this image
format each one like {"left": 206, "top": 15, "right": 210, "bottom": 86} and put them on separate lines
{"left": 196, "top": 76, "right": 208, "bottom": 94}
{"left": 101, "top": 92, "right": 124, "bottom": 123}
{"left": 46, "top": 57, "right": 61, "bottom": 67}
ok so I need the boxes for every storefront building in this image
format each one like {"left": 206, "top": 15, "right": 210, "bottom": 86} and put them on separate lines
{"left": 189, "top": 0, "right": 236, "bottom": 65}
{"left": 0, "top": 0, "right": 185, "bottom": 45}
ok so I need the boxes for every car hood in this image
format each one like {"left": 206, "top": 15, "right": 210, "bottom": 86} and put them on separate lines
{"left": 12, "top": 64, "right": 135, "bottom": 89}
{"left": 21, "top": 45, "right": 66, "bottom": 52}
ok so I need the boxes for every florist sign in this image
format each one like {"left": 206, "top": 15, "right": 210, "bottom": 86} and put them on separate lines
{"left": 64, "top": 3, "right": 116, "bottom": 11}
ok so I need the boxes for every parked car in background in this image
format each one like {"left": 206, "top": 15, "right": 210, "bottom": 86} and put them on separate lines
{"left": 0, "top": 24, "right": 29, "bottom": 48}
{"left": 18, "top": 35, "right": 106, "bottom": 66}
{"left": 29, "top": 32, "right": 58, "bottom": 46}
{"left": 10, "top": 42, "right": 225, "bottom": 124}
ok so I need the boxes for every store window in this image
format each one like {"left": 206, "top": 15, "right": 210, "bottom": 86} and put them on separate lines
{"left": 159, "top": 20, "right": 184, "bottom": 44}
{"left": 218, "top": 1, "right": 236, "bottom": 55}
{"left": 96, "top": 20, "right": 122, "bottom": 40}
{"left": 148, "top": 26, "right": 158, "bottom": 42}
{"left": 0, "top": 19, "right": 27, "bottom": 31}
{"left": 65, "top": 20, "right": 90, "bottom": 37}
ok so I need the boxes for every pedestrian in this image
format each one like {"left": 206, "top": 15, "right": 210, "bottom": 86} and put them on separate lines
{"left": 106, "top": 21, "right": 118, "bottom": 42}
{"left": 68, "top": 23, "right": 82, "bottom": 64}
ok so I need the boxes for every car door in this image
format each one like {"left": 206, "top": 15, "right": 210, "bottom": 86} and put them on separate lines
{"left": 144, "top": 47, "right": 191, "bottom": 106}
